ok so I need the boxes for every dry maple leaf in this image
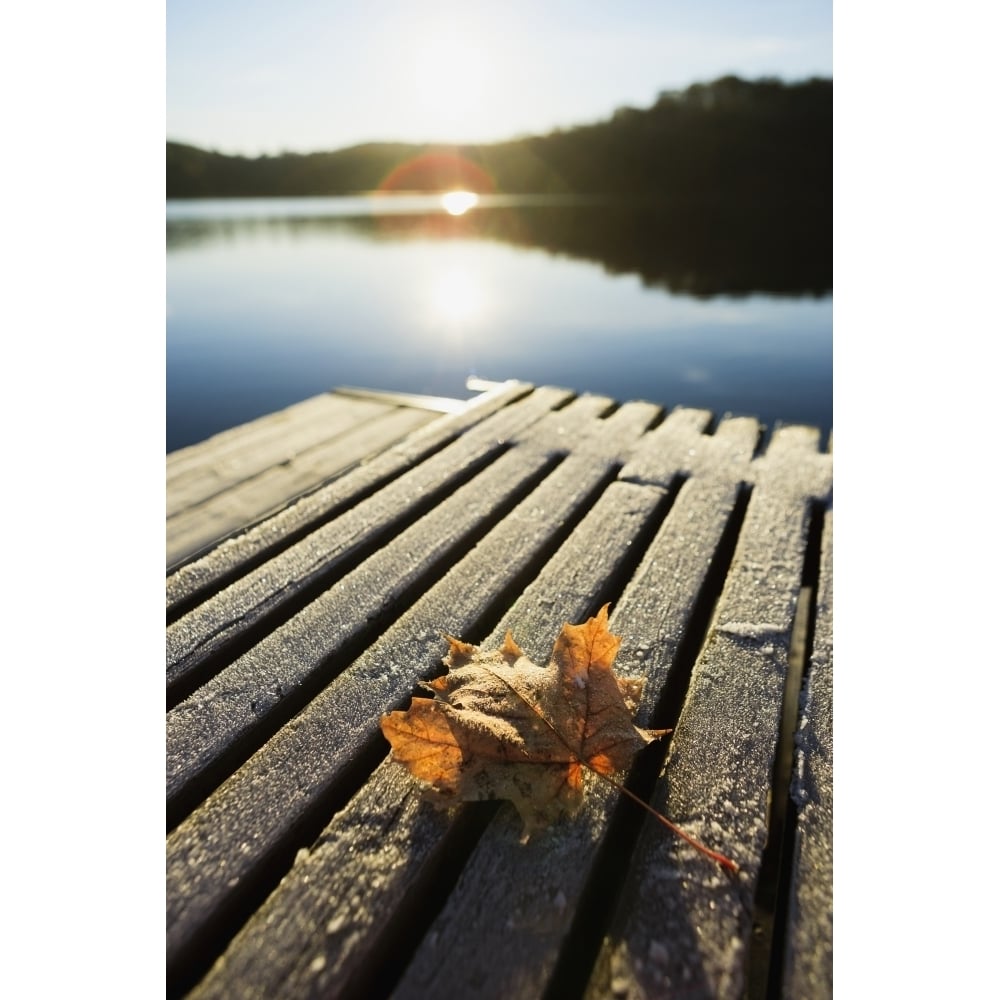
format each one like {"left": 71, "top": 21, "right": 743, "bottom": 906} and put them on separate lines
{"left": 382, "top": 604, "right": 738, "bottom": 872}
{"left": 382, "top": 605, "right": 738, "bottom": 872}
{"left": 381, "top": 604, "right": 665, "bottom": 836}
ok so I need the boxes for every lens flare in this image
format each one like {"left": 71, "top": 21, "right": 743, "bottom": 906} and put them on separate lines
{"left": 378, "top": 151, "right": 495, "bottom": 194}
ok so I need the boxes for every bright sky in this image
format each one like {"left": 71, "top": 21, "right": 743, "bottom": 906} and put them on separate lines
{"left": 167, "top": 0, "right": 831, "bottom": 155}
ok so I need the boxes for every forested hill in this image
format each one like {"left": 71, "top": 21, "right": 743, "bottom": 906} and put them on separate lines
{"left": 167, "top": 75, "right": 831, "bottom": 204}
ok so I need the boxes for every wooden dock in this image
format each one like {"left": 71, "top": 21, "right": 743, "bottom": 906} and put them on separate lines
{"left": 166, "top": 387, "right": 469, "bottom": 567}
{"left": 166, "top": 381, "right": 832, "bottom": 999}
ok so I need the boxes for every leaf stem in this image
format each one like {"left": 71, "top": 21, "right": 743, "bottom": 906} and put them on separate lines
{"left": 592, "top": 768, "right": 740, "bottom": 875}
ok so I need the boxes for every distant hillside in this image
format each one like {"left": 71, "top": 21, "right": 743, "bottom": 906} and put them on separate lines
{"left": 167, "top": 75, "right": 831, "bottom": 206}
{"left": 166, "top": 141, "right": 426, "bottom": 198}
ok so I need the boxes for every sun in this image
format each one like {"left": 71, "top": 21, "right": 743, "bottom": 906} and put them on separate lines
{"left": 441, "top": 191, "right": 479, "bottom": 216}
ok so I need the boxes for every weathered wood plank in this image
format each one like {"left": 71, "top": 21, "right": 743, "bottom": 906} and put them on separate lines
{"left": 185, "top": 412, "right": 760, "bottom": 999}
{"left": 390, "top": 419, "right": 761, "bottom": 1000}
{"left": 166, "top": 406, "right": 436, "bottom": 566}
{"left": 583, "top": 426, "right": 832, "bottom": 1000}
{"left": 166, "top": 400, "right": 659, "bottom": 984}
{"left": 166, "top": 397, "right": 619, "bottom": 815}
{"left": 166, "top": 442, "right": 550, "bottom": 813}
{"left": 165, "top": 388, "right": 581, "bottom": 700}
{"left": 185, "top": 485, "right": 662, "bottom": 998}
{"left": 165, "top": 380, "right": 535, "bottom": 604}
{"left": 167, "top": 391, "right": 361, "bottom": 475}
{"left": 167, "top": 393, "right": 391, "bottom": 514}
{"left": 783, "top": 509, "right": 833, "bottom": 998}
{"left": 187, "top": 760, "right": 460, "bottom": 1000}
{"left": 184, "top": 442, "right": 666, "bottom": 997}
{"left": 165, "top": 387, "right": 833, "bottom": 999}
{"left": 619, "top": 405, "right": 761, "bottom": 485}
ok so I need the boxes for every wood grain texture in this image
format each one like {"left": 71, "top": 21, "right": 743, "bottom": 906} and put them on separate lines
{"left": 166, "top": 392, "right": 382, "bottom": 494}
{"left": 166, "top": 397, "right": 659, "bottom": 982}
{"left": 166, "top": 395, "right": 627, "bottom": 812}
{"left": 783, "top": 509, "right": 833, "bottom": 999}
{"left": 164, "top": 386, "right": 833, "bottom": 1000}
{"left": 165, "top": 387, "right": 576, "bottom": 696}
{"left": 584, "top": 426, "right": 832, "bottom": 1000}
{"left": 165, "top": 379, "right": 534, "bottom": 590}
{"left": 166, "top": 405, "right": 435, "bottom": 565}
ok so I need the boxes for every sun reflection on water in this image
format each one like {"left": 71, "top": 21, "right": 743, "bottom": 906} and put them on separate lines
{"left": 428, "top": 262, "right": 484, "bottom": 327}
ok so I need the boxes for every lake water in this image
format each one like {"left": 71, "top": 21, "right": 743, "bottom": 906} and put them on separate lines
{"left": 166, "top": 195, "right": 831, "bottom": 453}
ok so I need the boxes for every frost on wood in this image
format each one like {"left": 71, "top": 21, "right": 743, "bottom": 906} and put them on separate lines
{"left": 380, "top": 605, "right": 666, "bottom": 836}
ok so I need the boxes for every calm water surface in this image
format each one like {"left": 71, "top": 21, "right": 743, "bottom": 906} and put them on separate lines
{"left": 166, "top": 195, "right": 831, "bottom": 453}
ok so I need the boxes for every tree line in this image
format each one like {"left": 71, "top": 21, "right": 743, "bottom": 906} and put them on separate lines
{"left": 167, "top": 75, "right": 831, "bottom": 210}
